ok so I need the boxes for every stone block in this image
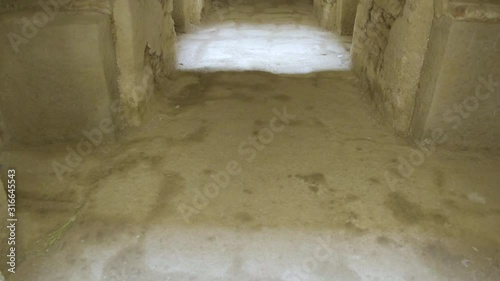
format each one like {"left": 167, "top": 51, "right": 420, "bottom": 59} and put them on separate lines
{"left": 0, "top": 11, "right": 118, "bottom": 144}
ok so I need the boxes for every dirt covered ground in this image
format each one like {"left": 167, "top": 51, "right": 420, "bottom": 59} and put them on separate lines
{"left": 1, "top": 70, "right": 499, "bottom": 281}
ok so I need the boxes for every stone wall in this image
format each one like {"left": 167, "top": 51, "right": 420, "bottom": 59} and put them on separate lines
{"left": 337, "top": 0, "right": 359, "bottom": 35}
{"left": 0, "top": 0, "right": 178, "bottom": 145}
{"left": 113, "top": 0, "right": 177, "bottom": 126}
{"left": 173, "top": 0, "right": 211, "bottom": 33}
{"left": 351, "top": 0, "right": 434, "bottom": 134}
{"left": 203, "top": 0, "right": 212, "bottom": 15}
{"left": 0, "top": 0, "right": 112, "bottom": 14}
{"left": 0, "top": 9, "right": 119, "bottom": 143}
{"left": 353, "top": 0, "right": 500, "bottom": 149}
{"left": 314, "top": 0, "right": 337, "bottom": 31}
{"left": 0, "top": 111, "right": 8, "bottom": 147}
{"left": 410, "top": 0, "right": 500, "bottom": 149}
{"left": 313, "top": 0, "right": 359, "bottom": 35}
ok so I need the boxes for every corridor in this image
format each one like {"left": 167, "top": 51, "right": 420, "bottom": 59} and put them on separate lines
{"left": 0, "top": 0, "right": 499, "bottom": 281}
{"left": 177, "top": 0, "right": 352, "bottom": 73}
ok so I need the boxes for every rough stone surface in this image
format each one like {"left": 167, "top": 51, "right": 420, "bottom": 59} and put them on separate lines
{"left": 314, "top": 0, "right": 359, "bottom": 35}
{"left": 112, "top": 0, "right": 177, "bottom": 127}
{"left": 0, "top": 0, "right": 179, "bottom": 143}
{"left": 0, "top": 112, "right": 8, "bottom": 147}
{"left": 352, "top": 0, "right": 433, "bottom": 134}
{"left": 314, "top": 0, "right": 338, "bottom": 30}
{"left": 443, "top": 0, "right": 500, "bottom": 22}
{"left": 173, "top": 0, "right": 210, "bottom": 33}
{"left": 336, "top": 0, "right": 359, "bottom": 35}
{"left": 0, "top": 0, "right": 112, "bottom": 14}
{"left": 352, "top": 0, "right": 500, "bottom": 149}
{"left": 411, "top": 4, "right": 500, "bottom": 149}
{"left": 0, "top": 11, "right": 118, "bottom": 144}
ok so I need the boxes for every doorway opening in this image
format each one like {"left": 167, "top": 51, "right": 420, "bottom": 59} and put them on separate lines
{"left": 176, "top": 0, "right": 353, "bottom": 74}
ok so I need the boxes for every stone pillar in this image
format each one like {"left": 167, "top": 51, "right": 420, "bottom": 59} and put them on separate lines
{"left": 336, "top": 0, "right": 359, "bottom": 35}
{"left": 173, "top": 0, "right": 206, "bottom": 33}
{"left": 351, "top": 0, "right": 433, "bottom": 134}
{"left": 173, "top": 0, "right": 190, "bottom": 32}
{"left": 113, "top": 0, "right": 176, "bottom": 126}
{"left": 411, "top": 2, "right": 500, "bottom": 149}
{"left": 314, "top": 0, "right": 338, "bottom": 31}
{"left": 0, "top": 11, "right": 119, "bottom": 144}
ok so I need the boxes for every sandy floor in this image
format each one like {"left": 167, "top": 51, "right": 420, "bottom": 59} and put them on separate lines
{"left": 1, "top": 1, "right": 500, "bottom": 281}
{"left": 1, "top": 70, "right": 499, "bottom": 281}
{"left": 177, "top": 0, "right": 352, "bottom": 73}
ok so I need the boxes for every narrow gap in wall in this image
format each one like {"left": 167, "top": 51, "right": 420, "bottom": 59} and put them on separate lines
{"left": 175, "top": 0, "right": 353, "bottom": 74}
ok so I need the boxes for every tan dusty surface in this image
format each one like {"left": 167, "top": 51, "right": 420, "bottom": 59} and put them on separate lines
{"left": 0, "top": 1, "right": 499, "bottom": 280}
{"left": 0, "top": 12, "right": 118, "bottom": 144}
{"left": 0, "top": 71, "right": 499, "bottom": 280}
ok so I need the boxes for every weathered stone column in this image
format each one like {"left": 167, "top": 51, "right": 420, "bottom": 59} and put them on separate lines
{"left": 351, "top": 0, "right": 434, "bottom": 134}
{"left": 336, "top": 0, "right": 359, "bottom": 35}
{"left": 173, "top": 0, "right": 208, "bottom": 33}
{"left": 0, "top": 8, "right": 119, "bottom": 144}
{"left": 113, "top": 0, "right": 177, "bottom": 126}
{"left": 411, "top": 1, "right": 500, "bottom": 149}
